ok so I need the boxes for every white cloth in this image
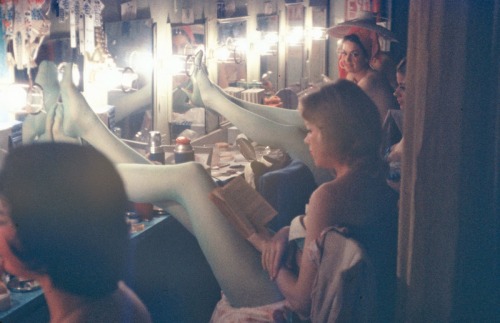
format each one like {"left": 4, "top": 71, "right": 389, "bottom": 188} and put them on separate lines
{"left": 210, "top": 292, "right": 288, "bottom": 323}
{"left": 309, "top": 227, "right": 377, "bottom": 322}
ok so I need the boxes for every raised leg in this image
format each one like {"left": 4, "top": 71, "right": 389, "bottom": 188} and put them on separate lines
{"left": 48, "top": 61, "right": 284, "bottom": 307}
{"left": 190, "top": 51, "right": 331, "bottom": 184}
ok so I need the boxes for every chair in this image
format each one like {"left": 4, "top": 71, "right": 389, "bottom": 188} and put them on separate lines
{"left": 257, "top": 159, "right": 317, "bottom": 232}
{"left": 310, "top": 227, "right": 377, "bottom": 323}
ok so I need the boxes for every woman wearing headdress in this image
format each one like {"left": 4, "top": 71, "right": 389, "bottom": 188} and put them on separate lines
{"left": 330, "top": 12, "right": 399, "bottom": 122}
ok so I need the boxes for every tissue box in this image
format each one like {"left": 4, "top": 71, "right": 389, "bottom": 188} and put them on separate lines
{"left": 224, "top": 87, "right": 245, "bottom": 99}
{"left": 241, "top": 88, "right": 265, "bottom": 104}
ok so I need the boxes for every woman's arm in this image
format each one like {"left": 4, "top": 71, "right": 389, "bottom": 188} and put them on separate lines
{"left": 272, "top": 185, "right": 336, "bottom": 317}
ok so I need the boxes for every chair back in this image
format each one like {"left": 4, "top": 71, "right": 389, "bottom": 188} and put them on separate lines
{"left": 310, "top": 227, "right": 377, "bottom": 323}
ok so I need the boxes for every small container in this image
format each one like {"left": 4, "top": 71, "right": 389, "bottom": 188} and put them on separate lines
{"left": 134, "top": 202, "right": 154, "bottom": 222}
{"left": 174, "top": 136, "right": 195, "bottom": 163}
{"left": 149, "top": 131, "right": 165, "bottom": 164}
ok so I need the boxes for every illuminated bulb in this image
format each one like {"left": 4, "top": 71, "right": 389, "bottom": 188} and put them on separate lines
{"left": 129, "top": 51, "right": 153, "bottom": 76}
{"left": 310, "top": 27, "right": 327, "bottom": 40}
{"left": 4, "top": 84, "right": 27, "bottom": 112}
{"left": 111, "top": 69, "right": 124, "bottom": 89}
{"left": 215, "top": 46, "right": 231, "bottom": 62}
{"left": 263, "top": 32, "right": 279, "bottom": 44}
{"left": 232, "top": 38, "right": 249, "bottom": 52}
{"left": 286, "top": 27, "right": 304, "bottom": 45}
{"left": 25, "top": 85, "right": 44, "bottom": 114}
{"left": 167, "top": 55, "right": 189, "bottom": 75}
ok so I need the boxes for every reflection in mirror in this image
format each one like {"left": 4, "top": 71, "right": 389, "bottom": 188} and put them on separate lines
{"left": 285, "top": 4, "right": 305, "bottom": 92}
{"left": 216, "top": 18, "right": 247, "bottom": 89}
{"left": 307, "top": 7, "right": 328, "bottom": 89}
{"left": 105, "top": 19, "right": 153, "bottom": 140}
{"left": 169, "top": 23, "right": 214, "bottom": 141}
{"left": 258, "top": 14, "right": 279, "bottom": 95}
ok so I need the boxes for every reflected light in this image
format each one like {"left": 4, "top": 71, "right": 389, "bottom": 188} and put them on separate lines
{"left": 128, "top": 51, "right": 153, "bottom": 76}
{"left": 258, "top": 32, "right": 279, "bottom": 56}
{"left": 263, "top": 32, "right": 279, "bottom": 44}
{"left": 2, "top": 84, "right": 27, "bottom": 112}
{"left": 286, "top": 27, "right": 304, "bottom": 46}
{"left": 94, "top": 67, "right": 140, "bottom": 92}
{"left": 0, "top": 83, "right": 45, "bottom": 120}
{"left": 232, "top": 38, "right": 249, "bottom": 52}
{"left": 215, "top": 37, "right": 248, "bottom": 63}
{"left": 168, "top": 55, "right": 189, "bottom": 75}
{"left": 310, "top": 27, "right": 327, "bottom": 40}
{"left": 215, "top": 46, "right": 231, "bottom": 62}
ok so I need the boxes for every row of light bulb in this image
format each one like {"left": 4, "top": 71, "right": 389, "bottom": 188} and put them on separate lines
{"left": 214, "top": 27, "right": 328, "bottom": 62}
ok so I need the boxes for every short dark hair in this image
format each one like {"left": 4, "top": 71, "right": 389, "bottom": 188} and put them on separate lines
{"left": 342, "top": 34, "right": 369, "bottom": 59}
{"left": 0, "top": 143, "right": 129, "bottom": 298}
{"left": 397, "top": 57, "right": 407, "bottom": 75}
{"left": 300, "top": 79, "right": 384, "bottom": 173}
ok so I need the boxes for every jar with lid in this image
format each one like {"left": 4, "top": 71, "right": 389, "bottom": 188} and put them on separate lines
{"left": 174, "top": 136, "right": 195, "bottom": 163}
{"left": 149, "top": 131, "right": 165, "bottom": 164}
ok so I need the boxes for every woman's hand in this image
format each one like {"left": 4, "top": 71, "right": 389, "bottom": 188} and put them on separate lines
{"left": 249, "top": 226, "right": 290, "bottom": 280}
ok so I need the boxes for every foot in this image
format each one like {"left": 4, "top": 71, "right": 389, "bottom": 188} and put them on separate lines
{"left": 59, "top": 63, "right": 99, "bottom": 138}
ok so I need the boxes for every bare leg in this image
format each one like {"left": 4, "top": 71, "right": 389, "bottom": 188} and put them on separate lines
{"left": 52, "top": 61, "right": 284, "bottom": 307}
{"left": 188, "top": 79, "right": 305, "bottom": 128}
{"left": 109, "top": 82, "right": 153, "bottom": 123}
{"left": 190, "top": 51, "right": 331, "bottom": 184}
{"left": 117, "top": 162, "right": 283, "bottom": 306}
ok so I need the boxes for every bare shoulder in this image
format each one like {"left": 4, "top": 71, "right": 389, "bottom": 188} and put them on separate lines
{"left": 308, "top": 181, "right": 340, "bottom": 217}
{"left": 357, "top": 70, "right": 387, "bottom": 91}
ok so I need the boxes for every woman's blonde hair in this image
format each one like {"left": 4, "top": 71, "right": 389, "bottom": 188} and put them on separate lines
{"left": 300, "top": 79, "right": 384, "bottom": 173}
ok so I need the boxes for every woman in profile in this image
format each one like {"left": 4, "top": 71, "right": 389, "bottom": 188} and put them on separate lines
{"left": 385, "top": 57, "right": 407, "bottom": 192}
{"left": 247, "top": 79, "right": 399, "bottom": 321}
{"left": 0, "top": 143, "right": 152, "bottom": 323}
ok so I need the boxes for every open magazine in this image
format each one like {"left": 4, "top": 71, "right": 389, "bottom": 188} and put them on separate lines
{"left": 209, "top": 175, "right": 277, "bottom": 238}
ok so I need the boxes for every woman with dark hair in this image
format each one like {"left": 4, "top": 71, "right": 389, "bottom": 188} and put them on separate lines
{"left": 339, "top": 33, "right": 399, "bottom": 121}
{"left": 0, "top": 143, "right": 152, "bottom": 323}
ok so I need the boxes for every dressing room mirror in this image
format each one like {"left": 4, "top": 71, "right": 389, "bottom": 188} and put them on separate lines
{"left": 171, "top": 22, "right": 206, "bottom": 109}
{"left": 258, "top": 14, "right": 279, "bottom": 94}
{"left": 105, "top": 18, "right": 154, "bottom": 139}
{"left": 307, "top": 7, "right": 328, "bottom": 87}
{"left": 169, "top": 22, "right": 213, "bottom": 139}
{"left": 216, "top": 17, "right": 248, "bottom": 89}
{"left": 284, "top": 3, "right": 305, "bottom": 91}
